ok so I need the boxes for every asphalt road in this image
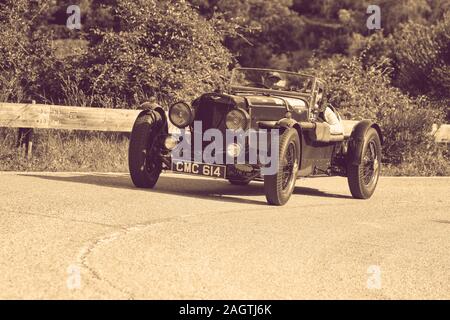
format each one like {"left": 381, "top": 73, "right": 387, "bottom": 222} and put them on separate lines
{"left": 0, "top": 172, "right": 449, "bottom": 299}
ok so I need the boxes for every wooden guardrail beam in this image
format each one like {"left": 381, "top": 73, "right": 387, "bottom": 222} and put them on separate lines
{"left": 1, "top": 103, "right": 449, "bottom": 143}
{"left": 0, "top": 102, "right": 141, "bottom": 132}
{"left": 434, "top": 124, "right": 450, "bottom": 144}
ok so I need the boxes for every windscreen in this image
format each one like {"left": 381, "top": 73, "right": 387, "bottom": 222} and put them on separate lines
{"left": 230, "top": 68, "right": 315, "bottom": 94}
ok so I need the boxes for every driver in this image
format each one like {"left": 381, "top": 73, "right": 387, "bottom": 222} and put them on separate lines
{"left": 262, "top": 71, "right": 286, "bottom": 89}
{"left": 316, "top": 89, "right": 344, "bottom": 135}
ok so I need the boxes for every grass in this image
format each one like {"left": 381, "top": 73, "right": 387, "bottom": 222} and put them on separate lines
{"left": 0, "top": 128, "right": 128, "bottom": 172}
{"left": 382, "top": 156, "right": 450, "bottom": 176}
{"left": 1, "top": 127, "right": 449, "bottom": 175}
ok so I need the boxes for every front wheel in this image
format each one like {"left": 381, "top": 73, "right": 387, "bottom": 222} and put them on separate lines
{"left": 347, "top": 128, "right": 381, "bottom": 199}
{"left": 264, "top": 128, "right": 300, "bottom": 206}
{"left": 128, "top": 110, "right": 164, "bottom": 188}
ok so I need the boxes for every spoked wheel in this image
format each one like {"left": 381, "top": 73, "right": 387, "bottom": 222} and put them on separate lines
{"left": 128, "top": 110, "right": 164, "bottom": 188}
{"left": 347, "top": 128, "right": 381, "bottom": 199}
{"left": 362, "top": 140, "right": 380, "bottom": 185}
{"left": 264, "top": 128, "right": 300, "bottom": 206}
{"left": 281, "top": 143, "right": 297, "bottom": 190}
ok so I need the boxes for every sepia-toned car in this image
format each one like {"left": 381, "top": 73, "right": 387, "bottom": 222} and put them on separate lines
{"left": 128, "top": 67, "right": 382, "bottom": 205}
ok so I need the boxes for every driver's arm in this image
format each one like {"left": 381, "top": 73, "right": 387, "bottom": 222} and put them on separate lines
{"left": 324, "top": 107, "right": 343, "bottom": 135}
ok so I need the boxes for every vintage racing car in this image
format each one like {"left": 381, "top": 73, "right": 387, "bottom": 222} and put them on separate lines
{"left": 128, "top": 68, "right": 382, "bottom": 205}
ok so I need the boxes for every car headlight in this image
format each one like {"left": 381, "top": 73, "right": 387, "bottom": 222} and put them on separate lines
{"left": 169, "top": 102, "right": 194, "bottom": 128}
{"left": 226, "top": 109, "right": 249, "bottom": 131}
{"left": 226, "top": 143, "right": 242, "bottom": 158}
{"left": 163, "top": 135, "right": 178, "bottom": 150}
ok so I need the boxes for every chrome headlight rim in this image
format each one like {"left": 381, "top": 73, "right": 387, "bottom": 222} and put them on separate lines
{"left": 163, "top": 135, "right": 179, "bottom": 151}
{"left": 226, "top": 143, "right": 242, "bottom": 158}
{"left": 169, "top": 101, "right": 194, "bottom": 128}
{"left": 225, "top": 108, "right": 250, "bottom": 131}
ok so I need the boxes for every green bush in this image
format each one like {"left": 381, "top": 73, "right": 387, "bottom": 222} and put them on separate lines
{"left": 383, "top": 148, "right": 450, "bottom": 176}
{"left": 0, "top": 0, "right": 58, "bottom": 102}
{"left": 349, "top": 14, "right": 450, "bottom": 102}
{"left": 309, "top": 55, "right": 445, "bottom": 167}
{"left": 79, "top": 0, "right": 233, "bottom": 108}
{"left": 0, "top": 0, "right": 448, "bottom": 176}
{"left": 390, "top": 13, "right": 450, "bottom": 99}
{"left": 0, "top": 0, "right": 232, "bottom": 108}
{"left": 0, "top": 1, "right": 89, "bottom": 109}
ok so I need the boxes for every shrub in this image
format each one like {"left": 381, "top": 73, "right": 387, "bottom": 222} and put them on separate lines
{"left": 390, "top": 13, "right": 450, "bottom": 99}
{"left": 79, "top": 0, "right": 233, "bottom": 108}
{"left": 383, "top": 148, "right": 450, "bottom": 176}
{"left": 350, "top": 14, "right": 450, "bottom": 101}
{"left": 0, "top": 0, "right": 57, "bottom": 102}
{"left": 309, "top": 55, "right": 444, "bottom": 165}
{"left": 0, "top": 0, "right": 232, "bottom": 109}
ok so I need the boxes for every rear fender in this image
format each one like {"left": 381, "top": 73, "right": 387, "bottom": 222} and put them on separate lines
{"left": 347, "top": 120, "right": 382, "bottom": 165}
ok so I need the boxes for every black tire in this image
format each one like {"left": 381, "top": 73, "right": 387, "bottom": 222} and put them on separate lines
{"left": 128, "top": 111, "right": 164, "bottom": 188}
{"left": 264, "top": 128, "right": 300, "bottom": 206}
{"left": 347, "top": 128, "right": 382, "bottom": 199}
{"left": 228, "top": 179, "right": 250, "bottom": 186}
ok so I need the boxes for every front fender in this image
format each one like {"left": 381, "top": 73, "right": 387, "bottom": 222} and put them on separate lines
{"left": 347, "top": 120, "right": 382, "bottom": 165}
{"left": 276, "top": 118, "right": 298, "bottom": 129}
{"left": 136, "top": 102, "right": 168, "bottom": 134}
{"left": 139, "top": 101, "right": 167, "bottom": 124}
{"left": 258, "top": 118, "right": 303, "bottom": 139}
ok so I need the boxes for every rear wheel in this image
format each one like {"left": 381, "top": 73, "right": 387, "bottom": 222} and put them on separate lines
{"left": 128, "top": 111, "right": 164, "bottom": 188}
{"left": 347, "top": 128, "right": 381, "bottom": 199}
{"left": 264, "top": 128, "right": 300, "bottom": 206}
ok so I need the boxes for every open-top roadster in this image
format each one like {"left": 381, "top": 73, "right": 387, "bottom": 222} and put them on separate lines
{"left": 128, "top": 68, "right": 382, "bottom": 205}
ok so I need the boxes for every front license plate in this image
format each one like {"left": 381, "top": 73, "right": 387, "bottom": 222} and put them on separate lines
{"left": 171, "top": 160, "right": 226, "bottom": 178}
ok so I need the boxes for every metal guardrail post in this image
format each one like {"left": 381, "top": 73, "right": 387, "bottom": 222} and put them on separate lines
{"left": 16, "top": 100, "right": 35, "bottom": 159}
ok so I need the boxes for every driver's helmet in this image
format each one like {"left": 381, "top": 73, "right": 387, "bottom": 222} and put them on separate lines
{"left": 266, "top": 71, "right": 282, "bottom": 82}
{"left": 263, "top": 71, "right": 285, "bottom": 89}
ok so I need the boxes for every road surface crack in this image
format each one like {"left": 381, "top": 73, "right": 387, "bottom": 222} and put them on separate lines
{"left": 75, "top": 216, "right": 190, "bottom": 299}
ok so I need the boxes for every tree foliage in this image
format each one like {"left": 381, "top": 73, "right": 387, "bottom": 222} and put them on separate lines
{"left": 79, "top": 0, "right": 232, "bottom": 108}
{"left": 0, "top": 0, "right": 449, "bottom": 171}
{"left": 390, "top": 14, "right": 450, "bottom": 99}
{"left": 310, "top": 55, "right": 444, "bottom": 166}
{"left": 0, "top": 0, "right": 56, "bottom": 102}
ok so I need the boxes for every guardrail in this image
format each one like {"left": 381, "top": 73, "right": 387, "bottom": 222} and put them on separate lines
{"left": 0, "top": 101, "right": 140, "bottom": 158}
{"left": 0, "top": 102, "right": 140, "bottom": 131}
{"left": 433, "top": 123, "right": 450, "bottom": 144}
{"left": 1, "top": 102, "right": 449, "bottom": 158}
